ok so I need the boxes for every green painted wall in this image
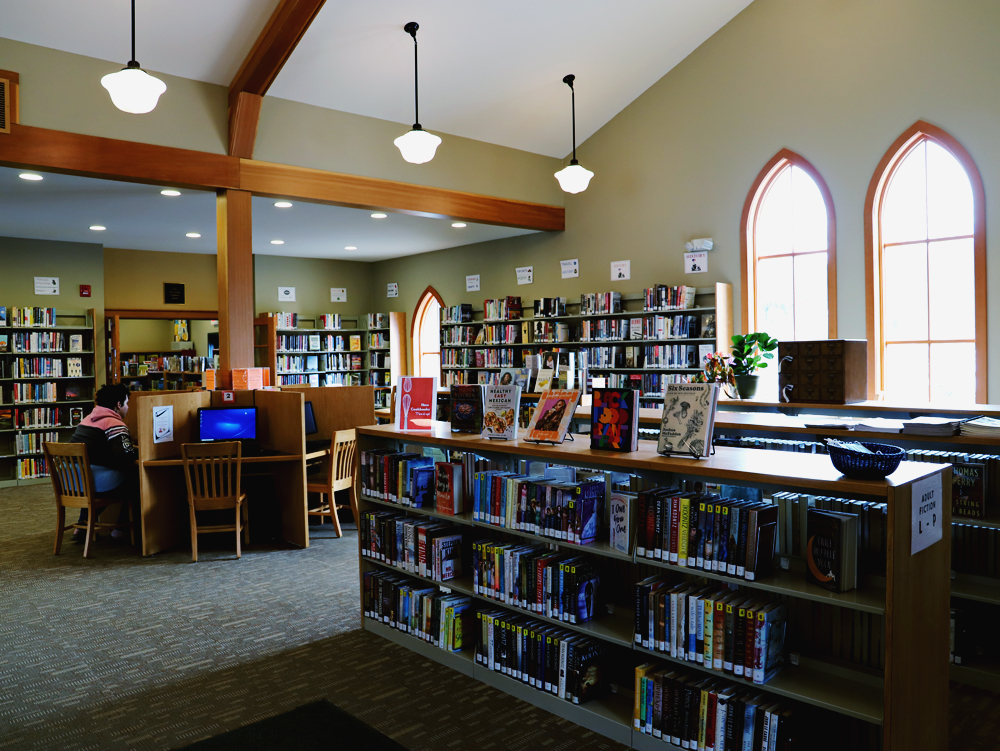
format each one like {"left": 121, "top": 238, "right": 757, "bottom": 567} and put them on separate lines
{"left": 104, "top": 248, "right": 218, "bottom": 312}
{"left": 252, "top": 255, "right": 375, "bottom": 323}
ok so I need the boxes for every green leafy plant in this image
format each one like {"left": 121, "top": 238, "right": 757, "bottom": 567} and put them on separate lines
{"left": 729, "top": 333, "right": 779, "bottom": 376}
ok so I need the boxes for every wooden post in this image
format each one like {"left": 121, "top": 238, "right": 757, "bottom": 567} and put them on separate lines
{"left": 217, "top": 189, "right": 255, "bottom": 388}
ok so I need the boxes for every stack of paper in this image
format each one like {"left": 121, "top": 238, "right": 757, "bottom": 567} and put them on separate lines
{"left": 855, "top": 418, "right": 905, "bottom": 433}
{"left": 960, "top": 416, "right": 1000, "bottom": 437}
{"left": 901, "top": 416, "right": 964, "bottom": 436}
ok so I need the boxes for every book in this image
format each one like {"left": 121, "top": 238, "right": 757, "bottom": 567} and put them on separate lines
{"left": 701, "top": 313, "right": 716, "bottom": 338}
{"left": 69, "top": 334, "right": 83, "bottom": 352}
{"left": 0, "top": 334, "right": 8, "bottom": 353}
{"left": 534, "top": 367, "right": 556, "bottom": 392}
{"left": 657, "top": 384, "right": 720, "bottom": 458}
{"left": 0, "top": 408, "right": 12, "bottom": 430}
{"left": 609, "top": 491, "right": 634, "bottom": 554}
{"left": 349, "top": 335, "right": 361, "bottom": 351}
{"left": 483, "top": 384, "right": 520, "bottom": 440}
{"left": 498, "top": 368, "right": 530, "bottom": 390}
{"left": 451, "top": 384, "right": 485, "bottom": 433}
{"left": 590, "top": 388, "right": 640, "bottom": 452}
{"left": 397, "top": 376, "right": 435, "bottom": 430}
{"left": 805, "top": 509, "right": 858, "bottom": 592}
{"left": 435, "top": 462, "right": 465, "bottom": 515}
{"left": 952, "top": 462, "right": 986, "bottom": 519}
{"left": 410, "top": 465, "right": 436, "bottom": 507}
{"left": 525, "top": 389, "right": 581, "bottom": 443}
{"left": 308, "top": 334, "right": 321, "bottom": 351}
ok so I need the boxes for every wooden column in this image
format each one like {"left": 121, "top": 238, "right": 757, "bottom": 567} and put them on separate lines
{"left": 217, "top": 189, "right": 255, "bottom": 388}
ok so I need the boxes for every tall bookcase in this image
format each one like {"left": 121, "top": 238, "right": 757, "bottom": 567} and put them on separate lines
{"left": 355, "top": 423, "right": 949, "bottom": 751}
{"left": 366, "top": 312, "right": 407, "bottom": 410}
{"left": 0, "top": 308, "right": 97, "bottom": 486}
{"left": 440, "top": 284, "right": 732, "bottom": 406}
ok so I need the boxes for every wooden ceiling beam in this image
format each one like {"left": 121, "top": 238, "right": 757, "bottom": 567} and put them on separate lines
{"left": 227, "top": 0, "right": 327, "bottom": 158}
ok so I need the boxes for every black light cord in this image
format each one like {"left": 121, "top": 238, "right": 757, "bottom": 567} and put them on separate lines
{"left": 131, "top": 0, "right": 136, "bottom": 65}
{"left": 563, "top": 74, "right": 578, "bottom": 164}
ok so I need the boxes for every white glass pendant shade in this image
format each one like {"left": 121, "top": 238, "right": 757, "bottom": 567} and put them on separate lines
{"left": 554, "top": 162, "right": 595, "bottom": 194}
{"left": 394, "top": 127, "right": 442, "bottom": 164}
{"left": 101, "top": 66, "right": 166, "bottom": 114}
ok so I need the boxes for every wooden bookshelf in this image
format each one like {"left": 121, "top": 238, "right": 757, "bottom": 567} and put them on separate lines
{"left": 0, "top": 308, "right": 97, "bottom": 486}
{"left": 356, "top": 422, "right": 950, "bottom": 750}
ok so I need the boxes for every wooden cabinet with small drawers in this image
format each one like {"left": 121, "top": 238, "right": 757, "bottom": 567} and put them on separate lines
{"left": 778, "top": 339, "right": 867, "bottom": 403}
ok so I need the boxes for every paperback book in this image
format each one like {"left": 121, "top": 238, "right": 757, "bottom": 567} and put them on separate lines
{"left": 524, "top": 389, "right": 581, "bottom": 443}
{"left": 451, "top": 384, "right": 485, "bottom": 433}
{"left": 483, "top": 384, "right": 520, "bottom": 440}
{"left": 657, "top": 383, "right": 720, "bottom": 458}
{"left": 397, "top": 376, "right": 435, "bottom": 430}
{"left": 590, "top": 388, "right": 640, "bottom": 452}
{"left": 805, "top": 508, "right": 858, "bottom": 592}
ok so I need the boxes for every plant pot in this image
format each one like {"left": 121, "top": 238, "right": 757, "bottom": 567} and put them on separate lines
{"left": 734, "top": 374, "right": 759, "bottom": 400}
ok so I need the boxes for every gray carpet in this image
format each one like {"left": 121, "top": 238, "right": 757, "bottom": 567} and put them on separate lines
{"left": 0, "top": 484, "right": 623, "bottom": 751}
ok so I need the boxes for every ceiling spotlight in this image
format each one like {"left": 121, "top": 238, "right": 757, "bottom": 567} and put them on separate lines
{"left": 274, "top": 201, "right": 293, "bottom": 208}
{"left": 18, "top": 173, "right": 44, "bottom": 181}
{"left": 345, "top": 246, "right": 358, "bottom": 251}
{"left": 393, "top": 22, "right": 442, "bottom": 164}
{"left": 371, "top": 213, "right": 388, "bottom": 219}
{"left": 90, "top": 225, "right": 107, "bottom": 231}
{"left": 161, "top": 189, "right": 181, "bottom": 196}
{"left": 100, "top": 0, "right": 166, "bottom": 114}
{"left": 553, "top": 74, "right": 595, "bottom": 194}
{"left": 270, "top": 240, "right": 285, "bottom": 245}
{"left": 451, "top": 222, "right": 467, "bottom": 228}
{"left": 185, "top": 232, "right": 201, "bottom": 238}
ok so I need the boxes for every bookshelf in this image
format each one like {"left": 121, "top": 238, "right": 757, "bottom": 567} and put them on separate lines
{"left": 439, "top": 284, "right": 732, "bottom": 408}
{"left": 356, "top": 423, "right": 949, "bottom": 750}
{"left": 0, "top": 308, "right": 97, "bottom": 486}
{"left": 366, "top": 312, "right": 407, "bottom": 410}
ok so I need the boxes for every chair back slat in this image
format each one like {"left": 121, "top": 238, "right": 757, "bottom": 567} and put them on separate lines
{"left": 44, "top": 442, "right": 95, "bottom": 508}
{"left": 182, "top": 442, "right": 242, "bottom": 511}
{"left": 333, "top": 429, "right": 357, "bottom": 483}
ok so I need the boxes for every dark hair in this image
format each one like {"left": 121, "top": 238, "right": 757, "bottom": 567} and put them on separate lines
{"left": 95, "top": 383, "right": 130, "bottom": 410}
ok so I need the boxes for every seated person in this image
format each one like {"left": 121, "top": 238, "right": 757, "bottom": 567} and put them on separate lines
{"left": 69, "top": 383, "right": 139, "bottom": 543}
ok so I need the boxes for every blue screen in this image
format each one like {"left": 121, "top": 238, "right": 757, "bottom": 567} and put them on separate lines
{"left": 304, "top": 401, "right": 318, "bottom": 435}
{"left": 199, "top": 408, "right": 257, "bottom": 442}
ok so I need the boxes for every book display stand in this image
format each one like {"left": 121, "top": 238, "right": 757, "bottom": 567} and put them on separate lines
{"left": 523, "top": 432, "right": 574, "bottom": 445}
{"left": 656, "top": 443, "right": 714, "bottom": 460}
{"left": 357, "top": 421, "right": 951, "bottom": 751}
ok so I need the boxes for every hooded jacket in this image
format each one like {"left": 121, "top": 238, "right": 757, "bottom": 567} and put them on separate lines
{"left": 69, "top": 406, "right": 137, "bottom": 471}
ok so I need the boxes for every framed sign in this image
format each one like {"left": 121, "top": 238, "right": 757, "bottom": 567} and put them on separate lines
{"left": 164, "top": 282, "right": 186, "bottom": 305}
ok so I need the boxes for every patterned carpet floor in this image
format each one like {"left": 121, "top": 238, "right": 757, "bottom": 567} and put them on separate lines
{"left": 0, "top": 484, "right": 622, "bottom": 751}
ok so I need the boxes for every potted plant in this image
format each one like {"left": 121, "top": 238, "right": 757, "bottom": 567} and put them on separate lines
{"left": 729, "top": 332, "right": 779, "bottom": 399}
{"left": 694, "top": 352, "right": 737, "bottom": 398}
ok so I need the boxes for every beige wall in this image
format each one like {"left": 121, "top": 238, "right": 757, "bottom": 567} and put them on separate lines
{"left": 118, "top": 319, "right": 174, "bottom": 352}
{"left": 373, "top": 0, "right": 1000, "bottom": 399}
{"left": 104, "top": 248, "right": 218, "bottom": 312}
{"left": 253, "top": 255, "right": 376, "bottom": 322}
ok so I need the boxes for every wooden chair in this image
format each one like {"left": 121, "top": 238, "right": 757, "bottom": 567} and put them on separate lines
{"left": 46, "top": 442, "right": 134, "bottom": 559}
{"left": 306, "top": 429, "right": 358, "bottom": 537}
{"left": 181, "top": 441, "right": 248, "bottom": 562}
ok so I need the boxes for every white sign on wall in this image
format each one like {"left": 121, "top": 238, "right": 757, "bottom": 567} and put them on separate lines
{"left": 34, "top": 277, "right": 59, "bottom": 295}
{"left": 684, "top": 251, "right": 708, "bottom": 274}
{"left": 516, "top": 266, "right": 533, "bottom": 285}
{"left": 466, "top": 275, "right": 481, "bottom": 292}
{"left": 278, "top": 286, "right": 296, "bottom": 302}
{"left": 560, "top": 259, "right": 580, "bottom": 279}
{"left": 330, "top": 288, "right": 347, "bottom": 303}
{"left": 387, "top": 282, "right": 399, "bottom": 298}
{"left": 611, "top": 260, "right": 631, "bottom": 281}
{"left": 152, "top": 406, "right": 174, "bottom": 444}
{"left": 911, "top": 473, "right": 944, "bottom": 555}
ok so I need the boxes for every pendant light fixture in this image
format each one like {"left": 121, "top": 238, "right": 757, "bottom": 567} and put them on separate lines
{"left": 393, "top": 22, "right": 442, "bottom": 164}
{"left": 553, "top": 74, "right": 594, "bottom": 194}
{"left": 101, "top": 0, "right": 166, "bottom": 114}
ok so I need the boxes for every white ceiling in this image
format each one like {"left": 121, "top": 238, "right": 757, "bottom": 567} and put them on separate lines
{"left": 0, "top": 167, "right": 534, "bottom": 261}
{"left": 0, "top": 0, "right": 754, "bottom": 157}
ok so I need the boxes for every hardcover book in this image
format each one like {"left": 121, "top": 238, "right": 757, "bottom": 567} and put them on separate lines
{"left": 349, "top": 335, "right": 361, "bottom": 351}
{"left": 657, "top": 383, "right": 720, "bottom": 457}
{"left": 0, "top": 334, "right": 7, "bottom": 353}
{"left": 69, "top": 335, "right": 83, "bottom": 352}
{"left": 410, "top": 465, "right": 436, "bottom": 507}
{"left": 483, "top": 384, "right": 520, "bottom": 440}
{"left": 805, "top": 509, "right": 858, "bottom": 592}
{"left": 525, "top": 389, "right": 581, "bottom": 443}
{"left": 952, "top": 462, "right": 986, "bottom": 519}
{"left": 451, "top": 384, "right": 485, "bottom": 433}
{"left": 397, "top": 376, "right": 435, "bottom": 430}
{"left": 435, "top": 462, "right": 465, "bottom": 515}
{"left": 590, "top": 388, "right": 640, "bottom": 452}
{"left": 534, "top": 367, "right": 556, "bottom": 392}
{"left": 308, "top": 334, "right": 321, "bottom": 351}
{"left": 609, "top": 491, "right": 634, "bottom": 554}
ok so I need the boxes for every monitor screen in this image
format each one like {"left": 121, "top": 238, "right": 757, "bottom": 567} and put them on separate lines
{"left": 304, "top": 401, "right": 318, "bottom": 435}
{"left": 198, "top": 407, "right": 257, "bottom": 442}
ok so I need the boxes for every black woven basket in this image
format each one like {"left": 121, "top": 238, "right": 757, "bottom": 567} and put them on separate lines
{"left": 827, "top": 440, "right": 905, "bottom": 480}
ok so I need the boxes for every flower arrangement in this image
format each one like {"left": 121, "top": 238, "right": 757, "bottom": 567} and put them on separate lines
{"left": 694, "top": 352, "right": 736, "bottom": 390}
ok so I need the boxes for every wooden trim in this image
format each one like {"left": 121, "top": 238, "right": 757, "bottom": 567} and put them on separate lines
{"left": 228, "top": 91, "right": 263, "bottom": 159}
{"left": 217, "top": 190, "right": 255, "bottom": 387}
{"left": 104, "top": 309, "right": 218, "bottom": 320}
{"left": 240, "top": 159, "right": 566, "bottom": 231}
{"left": 229, "top": 0, "right": 327, "bottom": 105}
{"left": 0, "top": 124, "right": 240, "bottom": 190}
{"left": 864, "top": 120, "right": 987, "bottom": 401}
{"left": 740, "top": 148, "right": 837, "bottom": 337}
{"left": 0, "top": 69, "right": 19, "bottom": 130}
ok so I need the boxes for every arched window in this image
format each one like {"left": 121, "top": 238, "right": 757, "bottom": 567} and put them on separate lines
{"left": 742, "top": 149, "right": 837, "bottom": 342}
{"left": 412, "top": 287, "right": 443, "bottom": 381}
{"left": 865, "top": 122, "right": 986, "bottom": 403}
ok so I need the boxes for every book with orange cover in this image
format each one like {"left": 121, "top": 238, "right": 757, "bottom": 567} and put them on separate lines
{"left": 524, "top": 389, "right": 580, "bottom": 443}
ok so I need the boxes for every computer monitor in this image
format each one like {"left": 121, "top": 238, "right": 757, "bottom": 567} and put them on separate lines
{"left": 304, "top": 401, "right": 318, "bottom": 436}
{"left": 198, "top": 407, "right": 257, "bottom": 442}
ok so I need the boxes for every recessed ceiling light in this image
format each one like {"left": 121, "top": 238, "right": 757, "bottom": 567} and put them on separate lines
{"left": 161, "top": 189, "right": 181, "bottom": 197}
{"left": 19, "top": 173, "right": 44, "bottom": 181}
{"left": 89, "top": 225, "right": 106, "bottom": 231}
{"left": 186, "top": 232, "right": 201, "bottom": 238}
{"left": 371, "top": 213, "right": 388, "bottom": 219}
{"left": 271, "top": 240, "right": 285, "bottom": 245}
{"left": 345, "top": 246, "right": 357, "bottom": 251}
{"left": 274, "top": 201, "right": 293, "bottom": 208}
{"left": 451, "top": 222, "right": 467, "bottom": 228}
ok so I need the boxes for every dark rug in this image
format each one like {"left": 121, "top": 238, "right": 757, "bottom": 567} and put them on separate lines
{"left": 173, "top": 699, "right": 409, "bottom": 751}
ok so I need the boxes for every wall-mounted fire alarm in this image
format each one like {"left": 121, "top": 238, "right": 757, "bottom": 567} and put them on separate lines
{"left": 79, "top": 285, "right": 92, "bottom": 297}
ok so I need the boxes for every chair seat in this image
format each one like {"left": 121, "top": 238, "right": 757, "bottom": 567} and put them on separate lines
{"left": 306, "top": 475, "right": 328, "bottom": 492}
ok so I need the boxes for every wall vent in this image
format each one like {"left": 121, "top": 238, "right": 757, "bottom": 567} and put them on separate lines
{"left": 0, "top": 70, "right": 21, "bottom": 134}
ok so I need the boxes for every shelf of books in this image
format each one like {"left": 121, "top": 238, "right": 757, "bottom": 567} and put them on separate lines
{"left": 356, "top": 419, "right": 949, "bottom": 751}
{"left": 439, "top": 284, "right": 732, "bottom": 410}
{"left": 0, "top": 307, "right": 97, "bottom": 486}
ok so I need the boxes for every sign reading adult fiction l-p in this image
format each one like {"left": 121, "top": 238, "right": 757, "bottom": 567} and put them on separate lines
{"left": 911, "top": 473, "right": 943, "bottom": 555}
